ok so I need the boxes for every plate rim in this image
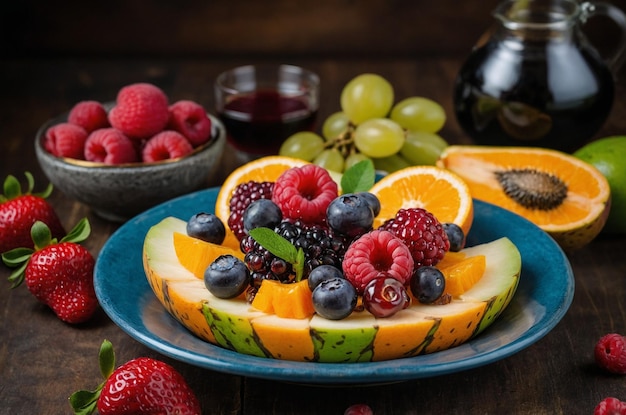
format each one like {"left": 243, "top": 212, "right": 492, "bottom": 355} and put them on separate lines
{"left": 94, "top": 187, "right": 574, "bottom": 384}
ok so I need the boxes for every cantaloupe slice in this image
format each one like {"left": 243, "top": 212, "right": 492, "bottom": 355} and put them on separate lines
{"left": 143, "top": 217, "right": 522, "bottom": 363}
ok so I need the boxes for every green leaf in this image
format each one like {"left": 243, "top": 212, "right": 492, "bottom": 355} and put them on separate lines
{"left": 2, "top": 174, "right": 21, "bottom": 201}
{"left": 61, "top": 218, "right": 91, "bottom": 244}
{"left": 68, "top": 389, "right": 99, "bottom": 415}
{"left": 7, "top": 261, "right": 28, "bottom": 288}
{"left": 31, "top": 221, "right": 53, "bottom": 251}
{"left": 295, "top": 248, "right": 305, "bottom": 282}
{"left": 248, "top": 227, "right": 306, "bottom": 280}
{"left": 249, "top": 227, "right": 299, "bottom": 264}
{"left": 341, "top": 159, "right": 376, "bottom": 194}
{"left": 99, "top": 339, "right": 115, "bottom": 379}
{"left": 1, "top": 247, "right": 35, "bottom": 267}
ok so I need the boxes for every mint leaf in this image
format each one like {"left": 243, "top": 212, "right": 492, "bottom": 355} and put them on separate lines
{"left": 248, "top": 227, "right": 307, "bottom": 281}
{"left": 341, "top": 159, "right": 376, "bottom": 193}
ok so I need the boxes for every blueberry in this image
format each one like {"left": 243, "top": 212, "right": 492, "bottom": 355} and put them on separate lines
{"left": 410, "top": 266, "right": 445, "bottom": 304}
{"left": 243, "top": 199, "right": 282, "bottom": 234}
{"left": 204, "top": 254, "right": 250, "bottom": 299}
{"left": 307, "top": 264, "right": 344, "bottom": 291}
{"left": 312, "top": 277, "right": 357, "bottom": 320}
{"left": 356, "top": 192, "right": 381, "bottom": 216}
{"left": 187, "top": 212, "right": 226, "bottom": 244}
{"left": 443, "top": 222, "right": 465, "bottom": 252}
{"left": 326, "top": 193, "right": 374, "bottom": 238}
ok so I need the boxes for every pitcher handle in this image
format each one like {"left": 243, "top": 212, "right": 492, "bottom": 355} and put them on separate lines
{"left": 581, "top": 1, "right": 626, "bottom": 72}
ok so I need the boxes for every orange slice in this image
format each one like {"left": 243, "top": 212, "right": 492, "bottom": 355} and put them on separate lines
{"left": 369, "top": 165, "right": 474, "bottom": 235}
{"left": 251, "top": 279, "right": 315, "bottom": 319}
{"left": 439, "top": 254, "right": 486, "bottom": 297}
{"left": 173, "top": 231, "right": 244, "bottom": 279}
{"left": 215, "top": 156, "right": 309, "bottom": 225}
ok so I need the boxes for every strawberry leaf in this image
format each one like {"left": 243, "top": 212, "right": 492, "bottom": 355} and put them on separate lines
{"left": 6, "top": 261, "right": 28, "bottom": 288}
{"left": 99, "top": 339, "right": 115, "bottom": 379}
{"left": 248, "top": 227, "right": 305, "bottom": 281}
{"left": 341, "top": 159, "right": 376, "bottom": 194}
{"left": 31, "top": 220, "right": 53, "bottom": 251}
{"left": 1, "top": 172, "right": 53, "bottom": 201}
{"left": 68, "top": 389, "right": 99, "bottom": 415}
{"left": 61, "top": 218, "right": 91, "bottom": 244}
{"left": 69, "top": 340, "right": 114, "bottom": 415}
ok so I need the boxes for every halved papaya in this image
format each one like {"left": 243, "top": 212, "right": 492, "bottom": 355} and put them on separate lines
{"left": 437, "top": 145, "right": 611, "bottom": 250}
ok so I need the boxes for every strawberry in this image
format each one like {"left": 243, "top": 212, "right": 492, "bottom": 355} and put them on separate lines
{"left": 70, "top": 340, "right": 202, "bottom": 415}
{"left": 2, "top": 218, "right": 97, "bottom": 324}
{"left": 0, "top": 172, "right": 65, "bottom": 254}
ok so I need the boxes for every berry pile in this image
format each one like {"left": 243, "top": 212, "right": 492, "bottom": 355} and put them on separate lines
{"left": 197, "top": 162, "right": 467, "bottom": 320}
{"left": 44, "top": 83, "right": 214, "bottom": 165}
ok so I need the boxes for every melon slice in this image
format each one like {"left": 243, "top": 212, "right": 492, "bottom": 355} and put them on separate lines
{"left": 143, "top": 217, "right": 522, "bottom": 362}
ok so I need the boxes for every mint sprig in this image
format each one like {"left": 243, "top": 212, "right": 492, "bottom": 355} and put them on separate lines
{"left": 248, "top": 227, "right": 306, "bottom": 281}
{"left": 341, "top": 159, "right": 376, "bottom": 194}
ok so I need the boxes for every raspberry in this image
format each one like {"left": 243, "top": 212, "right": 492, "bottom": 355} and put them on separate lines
{"left": 380, "top": 208, "right": 450, "bottom": 267}
{"left": 594, "top": 397, "right": 626, "bottom": 415}
{"left": 108, "top": 83, "right": 169, "bottom": 139}
{"left": 84, "top": 128, "right": 138, "bottom": 164}
{"left": 271, "top": 164, "right": 338, "bottom": 225}
{"left": 68, "top": 100, "right": 110, "bottom": 133}
{"left": 595, "top": 333, "right": 626, "bottom": 374}
{"left": 44, "top": 123, "right": 88, "bottom": 159}
{"left": 167, "top": 100, "right": 213, "bottom": 147}
{"left": 342, "top": 229, "right": 414, "bottom": 294}
{"left": 228, "top": 181, "right": 274, "bottom": 241}
{"left": 142, "top": 131, "right": 194, "bottom": 162}
{"left": 344, "top": 404, "right": 374, "bottom": 415}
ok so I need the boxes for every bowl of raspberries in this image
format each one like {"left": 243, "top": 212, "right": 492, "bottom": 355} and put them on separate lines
{"left": 35, "top": 82, "right": 226, "bottom": 222}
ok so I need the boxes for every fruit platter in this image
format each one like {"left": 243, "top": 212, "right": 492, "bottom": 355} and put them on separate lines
{"left": 94, "top": 157, "right": 574, "bottom": 384}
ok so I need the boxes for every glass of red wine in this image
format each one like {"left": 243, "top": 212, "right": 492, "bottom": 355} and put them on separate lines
{"left": 215, "top": 64, "right": 320, "bottom": 161}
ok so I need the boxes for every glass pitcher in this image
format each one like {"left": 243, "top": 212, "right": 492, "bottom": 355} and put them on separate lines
{"left": 453, "top": 0, "right": 626, "bottom": 153}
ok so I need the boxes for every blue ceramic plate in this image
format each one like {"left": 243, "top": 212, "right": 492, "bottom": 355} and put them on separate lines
{"left": 94, "top": 188, "right": 574, "bottom": 385}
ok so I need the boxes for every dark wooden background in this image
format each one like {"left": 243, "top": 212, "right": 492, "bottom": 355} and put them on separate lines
{"left": 2, "top": 0, "right": 626, "bottom": 60}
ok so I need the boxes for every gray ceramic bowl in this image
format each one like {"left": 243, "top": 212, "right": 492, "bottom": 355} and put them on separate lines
{"left": 35, "top": 111, "right": 226, "bottom": 222}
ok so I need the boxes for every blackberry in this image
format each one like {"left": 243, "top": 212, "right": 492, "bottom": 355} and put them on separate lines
{"left": 227, "top": 181, "right": 274, "bottom": 241}
{"left": 241, "top": 219, "right": 350, "bottom": 298}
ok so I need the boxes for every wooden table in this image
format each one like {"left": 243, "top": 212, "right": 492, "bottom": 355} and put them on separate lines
{"left": 1, "top": 56, "right": 626, "bottom": 414}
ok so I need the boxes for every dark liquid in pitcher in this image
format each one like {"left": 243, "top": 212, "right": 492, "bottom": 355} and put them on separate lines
{"left": 218, "top": 89, "right": 317, "bottom": 155}
{"left": 453, "top": 37, "right": 614, "bottom": 153}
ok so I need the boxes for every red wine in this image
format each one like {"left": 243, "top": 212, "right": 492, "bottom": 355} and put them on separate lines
{"left": 453, "top": 37, "right": 614, "bottom": 153}
{"left": 218, "top": 89, "right": 317, "bottom": 155}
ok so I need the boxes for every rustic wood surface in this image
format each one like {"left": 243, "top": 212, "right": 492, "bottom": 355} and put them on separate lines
{"left": 2, "top": 2, "right": 626, "bottom": 414}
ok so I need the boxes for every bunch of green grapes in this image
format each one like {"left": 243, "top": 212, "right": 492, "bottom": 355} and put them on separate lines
{"left": 279, "top": 73, "right": 449, "bottom": 174}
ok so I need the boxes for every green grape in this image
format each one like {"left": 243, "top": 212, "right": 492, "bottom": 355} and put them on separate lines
{"left": 353, "top": 118, "right": 405, "bottom": 158}
{"left": 344, "top": 152, "right": 372, "bottom": 171}
{"left": 372, "top": 154, "right": 412, "bottom": 174}
{"left": 390, "top": 97, "right": 446, "bottom": 133}
{"left": 313, "top": 148, "right": 345, "bottom": 173}
{"left": 322, "top": 112, "right": 350, "bottom": 140}
{"left": 399, "top": 131, "right": 449, "bottom": 166}
{"left": 340, "top": 74, "right": 394, "bottom": 124}
{"left": 279, "top": 131, "right": 325, "bottom": 161}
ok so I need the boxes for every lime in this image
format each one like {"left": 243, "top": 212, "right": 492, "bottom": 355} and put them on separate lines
{"left": 574, "top": 136, "right": 626, "bottom": 234}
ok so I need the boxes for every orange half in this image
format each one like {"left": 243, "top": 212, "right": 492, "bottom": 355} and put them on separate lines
{"left": 437, "top": 145, "right": 611, "bottom": 250}
{"left": 369, "top": 165, "right": 474, "bottom": 235}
